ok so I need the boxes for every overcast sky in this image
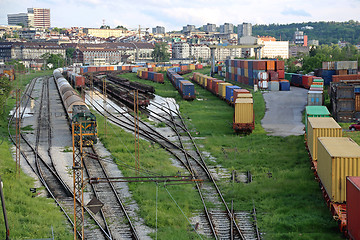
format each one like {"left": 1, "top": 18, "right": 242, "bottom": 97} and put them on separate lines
{"left": 1, "top": 0, "right": 359, "bottom": 31}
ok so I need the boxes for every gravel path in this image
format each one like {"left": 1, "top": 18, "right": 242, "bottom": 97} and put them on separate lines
{"left": 261, "top": 86, "right": 308, "bottom": 137}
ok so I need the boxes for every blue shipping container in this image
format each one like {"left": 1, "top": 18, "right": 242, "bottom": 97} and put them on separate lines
{"left": 181, "top": 82, "right": 195, "bottom": 97}
{"left": 321, "top": 70, "right": 336, "bottom": 85}
{"left": 291, "top": 74, "right": 302, "bottom": 86}
{"left": 226, "top": 85, "right": 241, "bottom": 102}
{"left": 280, "top": 81, "right": 290, "bottom": 91}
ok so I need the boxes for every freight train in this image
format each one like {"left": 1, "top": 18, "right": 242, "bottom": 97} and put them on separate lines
{"left": 191, "top": 72, "right": 255, "bottom": 133}
{"left": 166, "top": 67, "right": 195, "bottom": 100}
{"left": 305, "top": 106, "right": 360, "bottom": 239}
{"left": 53, "top": 68, "right": 97, "bottom": 146}
{"left": 137, "top": 69, "right": 164, "bottom": 83}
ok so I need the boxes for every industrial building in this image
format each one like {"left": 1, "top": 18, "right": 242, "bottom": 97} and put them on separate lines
{"left": 83, "top": 28, "right": 126, "bottom": 38}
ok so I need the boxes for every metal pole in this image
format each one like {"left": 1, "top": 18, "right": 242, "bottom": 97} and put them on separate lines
{"left": 0, "top": 177, "right": 10, "bottom": 240}
{"left": 230, "top": 200, "right": 234, "bottom": 240}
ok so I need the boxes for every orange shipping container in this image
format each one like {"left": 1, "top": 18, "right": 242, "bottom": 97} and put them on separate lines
{"left": 356, "top": 94, "right": 360, "bottom": 112}
{"left": 266, "top": 61, "right": 275, "bottom": 71}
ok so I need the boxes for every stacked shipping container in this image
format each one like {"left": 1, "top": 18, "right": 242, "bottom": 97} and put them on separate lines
{"left": 224, "top": 59, "right": 288, "bottom": 91}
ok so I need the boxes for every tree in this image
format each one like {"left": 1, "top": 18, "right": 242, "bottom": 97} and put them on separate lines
{"left": 116, "top": 25, "right": 127, "bottom": 30}
{"left": 151, "top": 42, "right": 170, "bottom": 62}
{"left": 66, "top": 48, "right": 75, "bottom": 60}
{"left": 7, "top": 60, "right": 25, "bottom": 72}
{"left": 100, "top": 25, "right": 110, "bottom": 29}
{"left": 41, "top": 53, "right": 66, "bottom": 69}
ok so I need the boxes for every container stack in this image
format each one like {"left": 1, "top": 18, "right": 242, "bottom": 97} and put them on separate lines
{"left": 0, "top": 65, "right": 15, "bottom": 81}
{"left": 330, "top": 82, "right": 355, "bottom": 122}
{"left": 346, "top": 176, "right": 360, "bottom": 240}
{"left": 307, "top": 78, "right": 324, "bottom": 106}
{"left": 224, "top": 59, "right": 287, "bottom": 90}
{"left": 320, "top": 61, "right": 358, "bottom": 85}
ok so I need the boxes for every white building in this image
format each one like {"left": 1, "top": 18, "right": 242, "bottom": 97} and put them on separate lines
{"left": 190, "top": 44, "right": 210, "bottom": 60}
{"left": 259, "top": 40, "right": 289, "bottom": 59}
{"left": 172, "top": 42, "right": 190, "bottom": 58}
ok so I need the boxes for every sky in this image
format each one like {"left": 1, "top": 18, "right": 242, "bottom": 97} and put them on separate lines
{"left": 0, "top": 0, "right": 359, "bottom": 31}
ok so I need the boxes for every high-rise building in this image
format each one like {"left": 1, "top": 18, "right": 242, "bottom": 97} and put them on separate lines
{"left": 7, "top": 13, "right": 34, "bottom": 27}
{"left": 220, "top": 23, "right": 234, "bottom": 34}
{"left": 28, "top": 8, "right": 50, "bottom": 29}
{"left": 294, "top": 29, "right": 308, "bottom": 46}
{"left": 203, "top": 23, "right": 216, "bottom": 33}
{"left": 238, "top": 23, "right": 252, "bottom": 37}
{"left": 8, "top": 8, "right": 50, "bottom": 29}
{"left": 152, "top": 26, "right": 165, "bottom": 34}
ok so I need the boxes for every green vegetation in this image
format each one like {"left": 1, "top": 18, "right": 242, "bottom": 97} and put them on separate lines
{"left": 119, "top": 69, "right": 343, "bottom": 239}
{"left": 95, "top": 113, "right": 204, "bottom": 239}
{"left": 0, "top": 71, "right": 72, "bottom": 239}
{"left": 253, "top": 20, "right": 360, "bottom": 45}
{"left": 40, "top": 53, "right": 66, "bottom": 69}
{"left": 151, "top": 42, "right": 170, "bottom": 62}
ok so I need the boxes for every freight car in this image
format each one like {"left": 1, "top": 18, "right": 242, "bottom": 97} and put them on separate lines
{"left": 53, "top": 68, "right": 97, "bottom": 146}
{"left": 166, "top": 67, "right": 195, "bottom": 100}
{"left": 137, "top": 70, "right": 164, "bottom": 83}
{"left": 305, "top": 115, "right": 360, "bottom": 237}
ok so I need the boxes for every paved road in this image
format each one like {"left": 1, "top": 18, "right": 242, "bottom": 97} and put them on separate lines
{"left": 261, "top": 86, "right": 308, "bottom": 137}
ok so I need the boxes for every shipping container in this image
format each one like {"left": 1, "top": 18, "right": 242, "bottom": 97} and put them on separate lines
{"left": 346, "top": 176, "right": 360, "bottom": 240}
{"left": 268, "top": 81, "right": 279, "bottom": 91}
{"left": 356, "top": 94, "right": 360, "bottom": 112}
{"left": 279, "top": 80, "right": 290, "bottom": 91}
{"left": 317, "top": 137, "right": 360, "bottom": 203}
{"left": 335, "top": 99, "right": 354, "bottom": 112}
{"left": 291, "top": 74, "right": 302, "bottom": 86}
{"left": 302, "top": 75, "right": 314, "bottom": 89}
{"left": 266, "top": 60, "right": 275, "bottom": 71}
{"left": 212, "top": 80, "right": 224, "bottom": 94}
{"left": 225, "top": 85, "right": 241, "bottom": 103}
{"left": 277, "top": 70, "right": 285, "bottom": 79}
{"left": 275, "top": 60, "right": 285, "bottom": 70}
{"left": 305, "top": 106, "right": 331, "bottom": 132}
{"left": 322, "top": 62, "right": 335, "bottom": 70}
{"left": 322, "top": 70, "right": 336, "bottom": 85}
{"left": 307, "top": 91, "right": 323, "bottom": 106}
{"left": 233, "top": 89, "right": 250, "bottom": 100}
{"left": 218, "top": 83, "right": 232, "bottom": 99}
{"left": 234, "top": 98, "right": 254, "bottom": 124}
{"left": 332, "top": 74, "right": 360, "bottom": 83}
{"left": 307, "top": 117, "right": 342, "bottom": 161}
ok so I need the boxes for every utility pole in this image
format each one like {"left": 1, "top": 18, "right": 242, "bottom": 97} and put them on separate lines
{"left": 133, "top": 90, "right": 140, "bottom": 175}
{"left": 72, "top": 123, "right": 84, "bottom": 240}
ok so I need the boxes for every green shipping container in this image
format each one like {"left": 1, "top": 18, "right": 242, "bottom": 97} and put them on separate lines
{"left": 285, "top": 72, "right": 293, "bottom": 81}
{"left": 305, "top": 106, "right": 331, "bottom": 133}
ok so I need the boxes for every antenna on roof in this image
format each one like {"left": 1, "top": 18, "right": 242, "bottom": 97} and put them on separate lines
{"left": 102, "top": 19, "right": 105, "bottom": 27}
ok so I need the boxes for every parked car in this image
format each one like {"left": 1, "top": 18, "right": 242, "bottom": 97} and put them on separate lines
{"left": 349, "top": 123, "right": 360, "bottom": 131}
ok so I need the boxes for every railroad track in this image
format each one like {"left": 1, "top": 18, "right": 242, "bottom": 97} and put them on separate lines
{"left": 8, "top": 76, "right": 112, "bottom": 239}
{"left": 86, "top": 88, "right": 260, "bottom": 239}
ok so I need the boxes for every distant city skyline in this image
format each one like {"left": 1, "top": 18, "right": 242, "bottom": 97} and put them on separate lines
{"left": 1, "top": 0, "right": 359, "bottom": 31}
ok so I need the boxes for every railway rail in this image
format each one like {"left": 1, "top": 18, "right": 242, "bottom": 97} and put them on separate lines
{"left": 86, "top": 88, "right": 260, "bottom": 240}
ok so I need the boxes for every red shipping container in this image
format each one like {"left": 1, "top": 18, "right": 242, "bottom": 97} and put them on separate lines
{"left": 212, "top": 80, "right": 224, "bottom": 94}
{"left": 143, "top": 71, "right": 148, "bottom": 79}
{"left": 237, "top": 75, "right": 241, "bottom": 82}
{"left": 233, "top": 89, "right": 250, "bottom": 100}
{"left": 207, "top": 78, "right": 213, "bottom": 90}
{"left": 277, "top": 70, "right": 285, "bottom": 79}
{"left": 172, "top": 64, "right": 180, "bottom": 67}
{"left": 226, "top": 72, "right": 229, "bottom": 80}
{"left": 180, "top": 65, "right": 188, "bottom": 71}
{"left": 347, "top": 176, "right": 360, "bottom": 240}
{"left": 154, "top": 73, "right": 164, "bottom": 83}
{"left": 302, "top": 75, "right": 314, "bottom": 89}
{"left": 231, "top": 73, "right": 235, "bottom": 81}
{"left": 75, "top": 76, "right": 85, "bottom": 87}
{"left": 258, "top": 60, "right": 267, "bottom": 70}
{"left": 253, "top": 61, "right": 258, "bottom": 70}
{"left": 244, "top": 77, "right": 249, "bottom": 85}
{"left": 332, "top": 74, "right": 360, "bottom": 83}
{"left": 266, "top": 61, "right": 275, "bottom": 71}
{"left": 148, "top": 68, "right": 153, "bottom": 72}
{"left": 268, "top": 71, "right": 279, "bottom": 81}
{"left": 239, "top": 60, "right": 244, "bottom": 69}
{"left": 275, "top": 60, "right": 285, "bottom": 70}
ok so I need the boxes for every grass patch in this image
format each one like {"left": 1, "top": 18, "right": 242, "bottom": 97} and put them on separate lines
{"left": 0, "top": 70, "right": 72, "bottom": 239}
{"left": 119, "top": 71, "right": 343, "bottom": 239}
{"left": 96, "top": 113, "right": 205, "bottom": 239}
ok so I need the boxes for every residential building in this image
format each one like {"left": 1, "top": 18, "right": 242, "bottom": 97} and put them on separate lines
{"left": 7, "top": 13, "right": 34, "bottom": 27}
{"left": 27, "top": 8, "right": 50, "bottom": 29}
{"left": 220, "top": 23, "right": 234, "bottom": 34}
{"left": 190, "top": 44, "right": 210, "bottom": 61}
{"left": 308, "top": 39, "right": 319, "bottom": 46}
{"left": 172, "top": 42, "right": 190, "bottom": 58}
{"left": 182, "top": 25, "right": 196, "bottom": 33}
{"left": 203, "top": 23, "right": 216, "bottom": 33}
{"left": 84, "top": 28, "right": 126, "bottom": 38}
{"left": 152, "top": 26, "right": 165, "bottom": 34}
{"left": 238, "top": 23, "right": 252, "bottom": 37}
{"left": 74, "top": 48, "right": 122, "bottom": 65}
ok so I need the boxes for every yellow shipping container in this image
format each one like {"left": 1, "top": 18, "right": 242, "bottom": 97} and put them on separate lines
{"left": 317, "top": 137, "right": 360, "bottom": 203}
{"left": 219, "top": 83, "right": 232, "bottom": 98}
{"left": 244, "top": 68, "right": 248, "bottom": 77}
{"left": 234, "top": 98, "right": 254, "bottom": 124}
{"left": 307, "top": 117, "right": 342, "bottom": 161}
{"left": 189, "top": 64, "right": 195, "bottom": 70}
{"left": 236, "top": 93, "right": 253, "bottom": 98}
